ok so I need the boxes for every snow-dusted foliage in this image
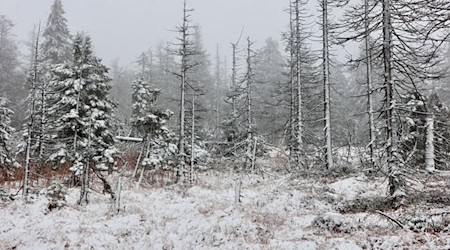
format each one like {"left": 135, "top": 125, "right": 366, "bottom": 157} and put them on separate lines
{"left": 131, "top": 76, "right": 177, "bottom": 169}
{"left": 0, "top": 98, "right": 15, "bottom": 166}
{"left": 400, "top": 93, "right": 450, "bottom": 170}
{"left": 46, "top": 182, "right": 67, "bottom": 210}
{"left": 48, "top": 34, "right": 117, "bottom": 174}
{"left": 136, "top": 110, "right": 177, "bottom": 169}
{"left": 24, "top": 0, "right": 72, "bottom": 160}
{"left": 131, "top": 76, "right": 157, "bottom": 136}
{"left": 312, "top": 212, "right": 357, "bottom": 233}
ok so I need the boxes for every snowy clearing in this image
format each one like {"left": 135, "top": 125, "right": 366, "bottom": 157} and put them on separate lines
{"left": 1, "top": 170, "right": 449, "bottom": 250}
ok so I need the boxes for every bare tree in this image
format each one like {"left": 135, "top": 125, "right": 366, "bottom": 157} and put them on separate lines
{"left": 244, "top": 38, "right": 256, "bottom": 170}
{"left": 425, "top": 114, "right": 435, "bottom": 172}
{"left": 363, "top": 0, "right": 376, "bottom": 168}
{"left": 339, "top": 0, "right": 450, "bottom": 195}
{"left": 214, "top": 45, "right": 221, "bottom": 138}
{"left": 286, "top": 0, "right": 312, "bottom": 167}
{"left": 173, "top": 0, "right": 197, "bottom": 184}
{"left": 321, "top": 0, "right": 333, "bottom": 169}
{"left": 24, "top": 23, "right": 41, "bottom": 200}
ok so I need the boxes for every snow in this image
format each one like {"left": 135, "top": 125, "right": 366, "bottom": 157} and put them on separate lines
{"left": 1, "top": 171, "right": 449, "bottom": 249}
{"left": 330, "top": 177, "right": 363, "bottom": 199}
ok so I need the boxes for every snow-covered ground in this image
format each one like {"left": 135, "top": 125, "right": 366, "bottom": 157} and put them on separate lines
{"left": 1, "top": 169, "right": 449, "bottom": 249}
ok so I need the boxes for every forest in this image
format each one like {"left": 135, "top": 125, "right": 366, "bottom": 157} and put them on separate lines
{"left": 1, "top": 0, "right": 450, "bottom": 249}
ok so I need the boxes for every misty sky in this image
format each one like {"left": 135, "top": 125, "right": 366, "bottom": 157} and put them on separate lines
{"left": 1, "top": 0, "right": 352, "bottom": 68}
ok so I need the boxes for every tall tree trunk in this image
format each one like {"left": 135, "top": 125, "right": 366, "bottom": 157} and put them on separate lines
{"left": 322, "top": 0, "right": 333, "bottom": 169}
{"left": 425, "top": 115, "right": 435, "bottom": 172}
{"left": 71, "top": 90, "right": 81, "bottom": 187}
{"left": 289, "top": 2, "right": 296, "bottom": 165}
{"left": 190, "top": 94, "right": 196, "bottom": 184}
{"left": 231, "top": 43, "right": 238, "bottom": 125}
{"left": 24, "top": 23, "right": 41, "bottom": 200}
{"left": 79, "top": 119, "right": 91, "bottom": 205}
{"left": 176, "top": 0, "right": 189, "bottom": 184}
{"left": 24, "top": 128, "right": 32, "bottom": 199}
{"left": 38, "top": 82, "right": 47, "bottom": 159}
{"left": 364, "top": 0, "right": 376, "bottom": 168}
{"left": 383, "top": 0, "right": 400, "bottom": 196}
{"left": 295, "top": 0, "right": 303, "bottom": 164}
{"left": 215, "top": 45, "right": 221, "bottom": 138}
{"left": 245, "top": 38, "right": 254, "bottom": 170}
{"left": 178, "top": 64, "right": 186, "bottom": 183}
{"left": 132, "top": 142, "right": 145, "bottom": 179}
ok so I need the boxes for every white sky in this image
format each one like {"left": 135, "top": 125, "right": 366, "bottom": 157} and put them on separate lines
{"left": 1, "top": 0, "right": 352, "bottom": 68}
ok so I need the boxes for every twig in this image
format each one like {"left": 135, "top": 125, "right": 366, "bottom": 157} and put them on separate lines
{"left": 375, "top": 210, "right": 405, "bottom": 229}
{"left": 13, "top": 184, "right": 23, "bottom": 196}
{"left": 429, "top": 211, "right": 450, "bottom": 217}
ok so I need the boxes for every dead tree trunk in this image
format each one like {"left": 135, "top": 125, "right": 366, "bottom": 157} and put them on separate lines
{"left": 132, "top": 142, "right": 145, "bottom": 179}
{"left": 24, "top": 23, "right": 41, "bottom": 200}
{"left": 78, "top": 119, "right": 91, "bottom": 205}
{"left": 231, "top": 42, "right": 239, "bottom": 129}
{"left": 190, "top": 94, "right": 196, "bottom": 184}
{"left": 382, "top": 0, "right": 401, "bottom": 196}
{"left": 175, "top": 0, "right": 194, "bottom": 184}
{"left": 295, "top": 0, "right": 303, "bottom": 157}
{"left": 364, "top": 0, "right": 376, "bottom": 168}
{"left": 245, "top": 38, "right": 255, "bottom": 170}
{"left": 322, "top": 0, "right": 333, "bottom": 169}
{"left": 289, "top": 2, "right": 297, "bottom": 166}
{"left": 214, "top": 45, "right": 221, "bottom": 138}
{"left": 425, "top": 115, "right": 435, "bottom": 172}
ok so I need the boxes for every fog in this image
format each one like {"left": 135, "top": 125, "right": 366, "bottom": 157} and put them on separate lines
{"left": 2, "top": 0, "right": 298, "bottom": 66}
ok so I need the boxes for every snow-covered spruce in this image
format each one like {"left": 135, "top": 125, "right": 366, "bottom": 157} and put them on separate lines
{"left": 48, "top": 34, "right": 117, "bottom": 204}
{"left": 41, "top": 0, "right": 72, "bottom": 65}
{"left": 46, "top": 182, "right": 67, "bottom": 210}
{"left": 0, "top": 97, "right": 15, "bottom": 166}
{"left": 131, "top": 75, "right": 177, "bottom": 182}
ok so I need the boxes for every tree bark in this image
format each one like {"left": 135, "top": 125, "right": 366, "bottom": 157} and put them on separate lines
{"left": 245, "top": 38, "right": 254, "bottom": 170}
{"left": 176, "top": 0, "right": 189, "bottom": 184}
{"left": 322, "top": 0, "right": 333, "bottom": 169}
{"left": 425, "top": 115, "right": 435, "bottom": 172}
{"left": 365, "top": 0, "right": 376, "bottom": 168}
{"left": 190, "top": 94, "right": 196, "bottom": 184}
{"left": 24, "top": 23, "right": 41, "bottom": 200}
{"left": 383, "top": 0, "right": 401, "bottom": 196}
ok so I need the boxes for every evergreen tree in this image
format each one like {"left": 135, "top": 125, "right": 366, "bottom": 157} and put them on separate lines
{"left": 0, "top": 15, "right": 26, "bottom": 128}
{"left": 188, "top": 26, "right": 212, "bottom": 134}
{"left": 131, "top": 76, "right": 157, "bottom": 137}
{"left": 41, "top": 0, "right": 72, "bottom": 64}
{"left": 135, "top": 50, "right": 153, "bottom": 83}
{"left": 131, "top": 76, "right": 177, "bottom": 184}
{"left": 109, "top": 59, "right": 134, "bottom": 127}
{"left": 153, "top": 42, "right": 179, "bottom": 129}
{"left": 0, "top": 97, "right": 14, "bottom": 166}
{"left": 39, "top": 0, "right": 72, "bottom": 157}
{"left": 49, "top": 34, "right": 116, "bottom": 204}
{"left": 254, "top": 38, "right": 285, "bottom": 145}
